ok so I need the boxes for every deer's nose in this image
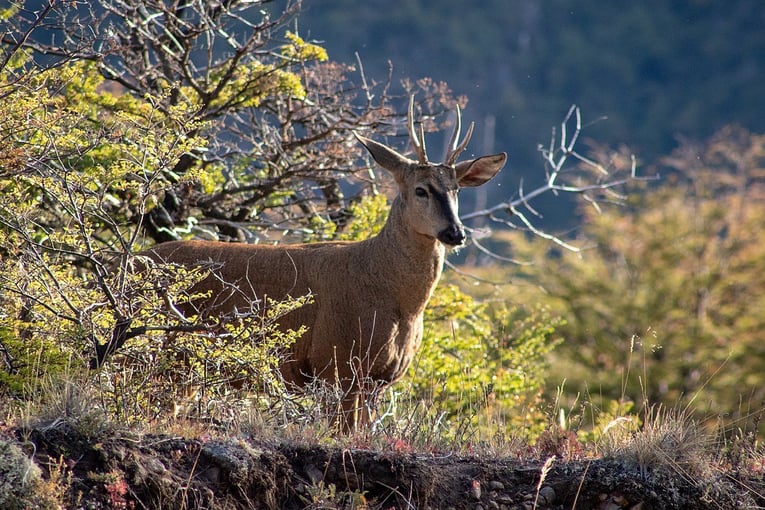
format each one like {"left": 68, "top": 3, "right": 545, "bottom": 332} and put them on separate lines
{"left": 437, "top": 224, "right": 466, "bottom": 246}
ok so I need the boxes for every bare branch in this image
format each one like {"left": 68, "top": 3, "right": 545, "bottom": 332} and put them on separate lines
{"left": 0, "top": 0, "right": 58, "bottom": 72}
{"left": 462, "top": 106, "right": 655, "bottom": 254}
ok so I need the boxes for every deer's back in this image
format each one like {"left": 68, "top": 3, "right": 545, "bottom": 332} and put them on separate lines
{"left": 144, "top": 238, "right": 425, "bottom": 386}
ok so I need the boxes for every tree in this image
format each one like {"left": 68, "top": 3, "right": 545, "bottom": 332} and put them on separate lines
{"left": 0, "top": 0, "right": 638, "bottom": 429}
{"left": 2, "top": 0, "right": 440, "bottom": 245}
{"left": 506, "top": 126, "right": 765, "bottom": 429}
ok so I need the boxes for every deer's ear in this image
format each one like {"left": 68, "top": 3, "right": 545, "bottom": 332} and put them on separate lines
{"left": 455, "top": 153, "right": 507, "bottom": 187}
{"left": 354, "top": 132, "right": 413, "bottom": 182}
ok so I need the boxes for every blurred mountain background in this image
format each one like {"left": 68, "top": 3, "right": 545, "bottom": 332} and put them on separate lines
{"left": 286, "top": 0, "right": 764, "bottom": 225}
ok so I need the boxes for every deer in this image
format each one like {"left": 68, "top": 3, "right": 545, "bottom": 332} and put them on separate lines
{"left": 141, "top": 96, "right": 507, "bottom": 430}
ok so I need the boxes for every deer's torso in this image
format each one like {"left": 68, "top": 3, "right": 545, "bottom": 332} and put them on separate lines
{"left": 145, "top": 222, "right": 444, "bottom": 388}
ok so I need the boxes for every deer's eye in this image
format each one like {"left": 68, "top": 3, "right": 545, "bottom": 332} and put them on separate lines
{"left": 414, "top": 187, "right": 428, "bottom": 198}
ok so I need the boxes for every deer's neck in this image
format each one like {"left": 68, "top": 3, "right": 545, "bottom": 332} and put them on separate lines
{"left": 367, "top": 197, "right": 446, "bottom": 314}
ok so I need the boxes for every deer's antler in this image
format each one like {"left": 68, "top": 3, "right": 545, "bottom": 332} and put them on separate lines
{"left": 408, "top": 95, "right": 429, "bottom": 164}
{"left": 445, "top": 104, "right": 474, "bottom": 166}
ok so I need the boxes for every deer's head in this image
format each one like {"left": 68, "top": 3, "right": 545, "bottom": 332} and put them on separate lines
{"left": 355, "top": 97, "right": 507, "bottom": 247}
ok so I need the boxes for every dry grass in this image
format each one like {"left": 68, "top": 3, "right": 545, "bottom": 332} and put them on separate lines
{"left": 2, "top": 368, "right": 765, "bottom": 509}
{"left": 600, "top": 404, "right": 711, "bottom": 478}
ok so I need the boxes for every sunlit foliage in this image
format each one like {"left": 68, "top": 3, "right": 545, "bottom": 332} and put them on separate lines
{"left": 0, "top": 0, "right": 562, "bottom": 435}
{"left": 506, "top": 126, "right": 765, "bottom": 431}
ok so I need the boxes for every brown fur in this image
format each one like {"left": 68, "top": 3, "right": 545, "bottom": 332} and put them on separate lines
{"left": 143, "top": 128, "right": 506, "bottom": 430}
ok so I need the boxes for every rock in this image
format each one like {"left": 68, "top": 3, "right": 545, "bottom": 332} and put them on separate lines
{"left": 538, "top": 485, "right": 555, "bottom": 505}
{"left": 469, "top": 479, "right": 482, "bottom": 500}
{"left": 202, "top": 441, "right": 254, "bottom": 484}
{"left": 145, "top": 456, "right": 167, "bottom": 474}
{"left": 489, "top": 480, "right": 505, "bottom": 491}
{"left": 304, "top": 463, "right": 324, "bottom": 484}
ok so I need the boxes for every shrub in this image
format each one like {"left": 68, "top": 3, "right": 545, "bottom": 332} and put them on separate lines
{"left": 506, "top": 126, "right": 765, "bottom": 430}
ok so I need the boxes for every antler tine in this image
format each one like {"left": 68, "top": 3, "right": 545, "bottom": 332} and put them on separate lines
{"left": 445, "top": 104, "right": 474, "bottom": 165}
{"left": 454, "top": 121, "right": 475, "bottom": 161}
{"left": 446, "top": 104, "right": 463, "bottom": 156}
{"left": 407, "top": 95, "right": 428, "bottom": 164}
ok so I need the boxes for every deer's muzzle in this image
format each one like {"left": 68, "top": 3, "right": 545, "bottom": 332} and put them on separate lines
{"left": 437, "top": 224, "right": 466, "bottom": 246}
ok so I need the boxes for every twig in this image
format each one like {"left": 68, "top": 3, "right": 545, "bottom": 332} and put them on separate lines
{"left": 0, "top": 0, "right": 58, "bottom": 73}
{"left": 570, "top": 459, "right": 592, "bottom": 510}
{"left": 533, "top": 455, "right": 556, "bottom": 510}
{"left": 461, "top": 106, "right": 656, "bottom": 254}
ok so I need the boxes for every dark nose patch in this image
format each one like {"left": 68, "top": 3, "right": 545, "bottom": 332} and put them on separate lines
{"left": 438, "top": 224, "right": 466, "bottom": 246}
{"left": 431, "top": 185, "right": 465, "bottom": 246}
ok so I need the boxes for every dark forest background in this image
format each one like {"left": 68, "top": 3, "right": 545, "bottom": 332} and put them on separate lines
{"left": 287, "top": 0, "right": 764, "bottom": 224}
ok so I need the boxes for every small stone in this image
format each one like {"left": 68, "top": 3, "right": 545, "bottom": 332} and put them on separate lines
{"left": 469, "top": 480, "right": 482, "bottom": 500}
{"left": 612, "top": 494, "right": 627, "bottom": 505}
{"left": 146, "top": 457, "right": 167, "bottom": 474}
{"left": 489, "top": 480, "right": 505, "bottom": 491}
{"left": 538, "top": 485, "right": 556, "bottom": 505}
{"left": 304, "top": 464, "right": 324, "bottom": 484}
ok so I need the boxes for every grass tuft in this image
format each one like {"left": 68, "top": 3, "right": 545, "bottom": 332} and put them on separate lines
{"left": 602, "top": 403, "right": 712, "bottom": 481}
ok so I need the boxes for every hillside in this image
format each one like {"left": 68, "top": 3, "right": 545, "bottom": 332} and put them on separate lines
{"left": 3, "top": 417, "right": 763, "bottom": 509}
{"left": 3, "top": 3, "right": 765, "bottom": 509}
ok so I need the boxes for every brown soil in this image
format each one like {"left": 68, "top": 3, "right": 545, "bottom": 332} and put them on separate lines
{"left": 9, "top": 421, "right": 765, "bottom": 509}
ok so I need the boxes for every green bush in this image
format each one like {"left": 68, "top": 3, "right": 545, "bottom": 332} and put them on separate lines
{"left": 408, "top": 293, "right": 562, "bottom": 440}
{"left": 1, "top": 1, "right": 564, "bottom": 436}
{"left": 506, "top": 126, "right": 765, "bottom": 431}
